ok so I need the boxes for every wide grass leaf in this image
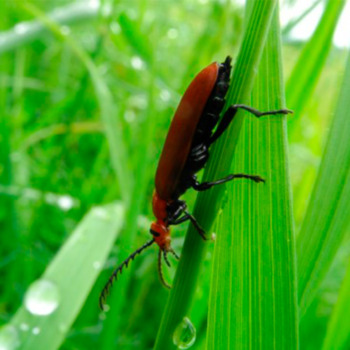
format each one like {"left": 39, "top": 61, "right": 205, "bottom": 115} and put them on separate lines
{"left": 3, "top": 203, "right": 124, "bottom": 350}
{"left": 321, "top": 257, "right": 350, "bottom": 350}
{"left": 207, "top": 9, "right": 298, "bottom": 350}
{"left": 297, "top": 48, "right": 350, "bottom": 314}
{"left": 153, "top": 1, "right": 278, "bottom": 349}
{"left": 286, "top": 0, "right": 346, "bottom": 123}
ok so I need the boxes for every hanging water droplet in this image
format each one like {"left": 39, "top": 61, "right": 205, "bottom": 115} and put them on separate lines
{"left": 24, "top": 279, "right": 60, "bottom": 316}
{"left": 173, "top": 317, "right": 196, "bottom": 349}
{"left": 0, "top": 325, "right": 20, "bottom": 350}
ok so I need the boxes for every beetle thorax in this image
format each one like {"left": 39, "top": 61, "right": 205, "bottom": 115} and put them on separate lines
{"left": 152, "top": 191, "right": 168, "bottom": 221}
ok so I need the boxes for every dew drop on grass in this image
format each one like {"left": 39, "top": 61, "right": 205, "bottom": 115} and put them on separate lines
{"left": 93, "top": 207, "right": 111, "bottom": 220}
{"left": 19, "top": 324, "right": 29, "bottom": 332}
{"left": 14, "top": 23, "right": 30, "bottom": 35}
{"left": 0, "top": 325, "right": 20, "bottom": 350}
{"left": 32, "top": 327, "right": 40, "bottom": 335}
{"left": 24, "top": 279, "right": 60, "bottom": 316}
{"left": 172, "top": 317, "right": 196, "bottom": 349}
{"left": 93, "top": 261, "right": 102, "bottom": 270}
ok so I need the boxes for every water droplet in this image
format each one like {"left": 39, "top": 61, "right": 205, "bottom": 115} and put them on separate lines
{"left": 99, "top": 312, "right": 107, "bottom": 320}
{"left": 101, "top": 3, "right": 112, "bottom": 17}
{"left": 19, "top": 323, "right": 29, "bottom": 332}
{"left": 32, "top": 327, "right": 40, "bottom": 335}
{"left": 24, "top": 279, "right": 60, "bottom": 316}
{"left": 110, "top": 22, "right": 121, "bottom": 34}
{"left": 14, "top": 23, "right": 30, "bottom": 35}
{"left": 93, "top": 261, "right": 102, "bottom": 270}
{"left": 124, "top": 110, "right": 136, "bottom": 123}
{"left": 88, "top": 0, "right": 100, "bottom": 10}
{"left": 60, "top": 26, "right": 70, "bottom": 36}
{"left": 102, "top": 304, "right": 110, "bottom": 312}
{"left": 131, "top": 56, "right": 144, "bottom": 70}
{"left": 93, "top": 207, "right": 110, "bottom": 220}
{"left": 0, "top": 325, "right": 20, "bottom": 350}
{"left": 173, "top": 317, "right": 196, "bottom": 349}
{"left": 167, "top": 28, "right": 178, "bottom": 39}
{"left": 57, "top": 195, "right": 74, "bottom": 211}
{"left": 160, "top": 89, "right": 171, "bottom": 102}
{"left": 58, "top": 323, "right": 68, "bottom": 333}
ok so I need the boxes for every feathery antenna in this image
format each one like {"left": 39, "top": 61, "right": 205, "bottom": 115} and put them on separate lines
{"left": 99, "top": 239, "right": 155, "bottom": 309}
{"left": 158, "top": 249, "right": 171, "bottom": 289}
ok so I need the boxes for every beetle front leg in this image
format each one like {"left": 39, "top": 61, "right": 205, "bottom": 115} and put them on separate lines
{"left": 170, "top": 211, "right": 207, "bottom": 241}
{"left": 167, "top": 200, "right": 187, "bottom": 223}
{"left": 192, "top": 173, "right": 264, "bottom": 191}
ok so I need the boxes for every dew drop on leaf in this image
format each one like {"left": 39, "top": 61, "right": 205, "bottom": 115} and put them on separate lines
{"left": 172, "top": 317, "right": 196, "bottom": 349}
{"left": 24, "top": 279, "right": 60, "bottom": 316}
{"left": 0, "top": 325, "right": 20, "bottom": 350}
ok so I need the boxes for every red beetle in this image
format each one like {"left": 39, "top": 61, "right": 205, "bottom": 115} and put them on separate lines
{"left": 99, "top": 56, "right": 290, "bottom": 308}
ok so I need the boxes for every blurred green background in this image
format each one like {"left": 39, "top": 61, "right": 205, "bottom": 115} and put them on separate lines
{"left": 0, "top": 0, "right": 349, "bottom": 349}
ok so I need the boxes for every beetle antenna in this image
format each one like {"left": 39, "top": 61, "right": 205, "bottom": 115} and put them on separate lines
{"left": 158, "top": 249, "right": 171, "bottom": 289}
{"left": 163, "top": 250, "right": 171, "bottom": 267}
{"left": 99, "top": 238, "right": 155, "bottom": 310}
{"left": 169, "top": 247, "right": 180, "bottom": 260}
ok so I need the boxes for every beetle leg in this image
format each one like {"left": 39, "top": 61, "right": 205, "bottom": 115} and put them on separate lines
{"left": 170, "top": 211, "right": 208, "bottom": 240}
{"left": 170, "top": 215, "right": 189, "bottom": 225}
{"left": 209, "top": 105, "right": 292, "bottom": 145}
{"left": 192, "top": 173, "right": 264, "bottom": 191}
{"left": 232, "top": 104, "right": 293, "bottom": 118}
{"left": 209, "top": 105, "right": 238, "bottom": 144}
{"left": 167, "top": 200, "right": 187, "bottom": 223}
{"left": 183, "top": 211, "right": 207, "bottom": 240}
{"left": 169, "top": 247, "right": 180, "bottom": 260}
{"left": 163, "top": 250, "right": 171, "bottom": 267}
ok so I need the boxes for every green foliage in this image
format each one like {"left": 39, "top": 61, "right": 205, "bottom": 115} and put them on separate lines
{"left": 207, "top": 8, "right": 297, "bottom": 349}
{"left": 297, "top": 45, "right": 350, "bottom": 316}
{"left": 0, "top": 1, "right": 349, "bottom": 349}
{"left": 9, "top": 204, "right": 124, "bottom": 350}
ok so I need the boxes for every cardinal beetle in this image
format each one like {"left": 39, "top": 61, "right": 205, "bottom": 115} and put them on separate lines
{"left": 99, "top": 56, "right": 291, "bottom": 308}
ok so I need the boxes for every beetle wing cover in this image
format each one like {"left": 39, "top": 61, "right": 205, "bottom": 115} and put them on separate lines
{"left": 155, "top": 62, "right": 219, "bottom": 200}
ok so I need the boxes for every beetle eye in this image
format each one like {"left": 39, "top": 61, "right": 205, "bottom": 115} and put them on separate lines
{"left": 150, "top": 229, "right": 160, "bottom": 237}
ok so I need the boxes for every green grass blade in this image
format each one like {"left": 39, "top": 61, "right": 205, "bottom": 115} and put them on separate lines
{"left": 321, "top": 257, "right": 350, "bottom": 350}
{"left": 22, "top": 3, "right": 132, "bottom": 203}
{"left": 282, "top": 0, "right": 323, "bottom": 38}
{"left": 286, "top": 0, "right": 345, "bottom": 124}
{"left": 118, "top": 12, "right": 153, "bottom": 65}
{"left": 4, "top": 203, "right": 124, "bottom": 350}
{"left": 297, "top": 48, "right": 350, "bottom": 314}
{"left": 0, "top": 2, "right": 98, "bottom": 55}
{"left": 99, "top": 67, "right": 157, "bottom": 350}
{"left": 207, "top": 9, "right": 298, "bottom": 349}
{"left": 153, "top": 1, "right": 278, "bottom": 349}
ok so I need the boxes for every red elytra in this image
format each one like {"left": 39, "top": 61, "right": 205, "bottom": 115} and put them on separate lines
{"left": 99, "top": 56, "right": 291, "bottom": 309}
{"left": 154, "top": 62, "right": 219, "bottom": 200}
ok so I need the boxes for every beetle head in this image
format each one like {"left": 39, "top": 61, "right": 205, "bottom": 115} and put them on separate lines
{"left": 150, "top": 221, "right": 171, "bottom": 251}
